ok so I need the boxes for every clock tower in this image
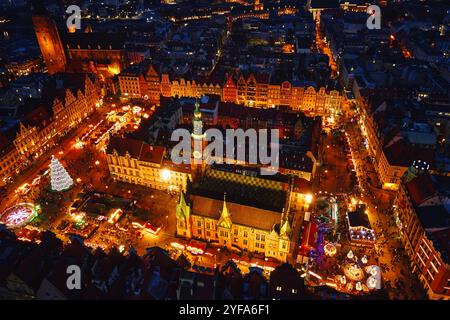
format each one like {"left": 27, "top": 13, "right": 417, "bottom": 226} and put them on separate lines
{"left": 191, "top": 99, "right": 206, "bottom": 180}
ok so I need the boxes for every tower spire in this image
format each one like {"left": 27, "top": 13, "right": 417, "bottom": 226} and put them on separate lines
{"left": 222, "top": 192, "right": 229, "bottom": 217}
{"left": 194, "top": 97, "right": 201, "bottom": 118}
{"left": 218, "top": 192, "right": 232, "bottom": 228}
{"left": 280, "top": 219, "right": 291, "bottom": 237}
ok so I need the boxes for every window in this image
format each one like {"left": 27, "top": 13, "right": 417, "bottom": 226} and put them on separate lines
{"left": 261, "top": 235, "right": 265, "bottom": 242}
{"left": 234, "top": 229, "right": 238, "bottom": 236}
{"left": 206, "top": 222, "right": 210, "bottom": 229}
{"left": 276, "top": 286, "right": 282, "bottom": 291}
{"left": 244, "top": 231, "right": 248, "bottom": 238}
{"left": 197, "top": 220, "right": 202, "bottom": 227}
{"left": 256, "top": 234, "right": 260, "bottom": 241}
{"left": 243, "top": 240, "right": 247, "bottom": 245}
{"left": 292, "top": 289, "right": 297, "bottom": 294}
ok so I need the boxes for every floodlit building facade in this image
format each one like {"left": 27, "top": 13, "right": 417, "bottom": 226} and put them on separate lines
{"left": 175, "top": 166, "right": 312, "bottom": 263}
{"left": 106, "top": 136, "right": 191, "bottom": 192}
{"left": 394, "top": 172, "right": 450, "bottom": 300}
{"left": 116, "top": 64, "right": 342, "bottom": 116}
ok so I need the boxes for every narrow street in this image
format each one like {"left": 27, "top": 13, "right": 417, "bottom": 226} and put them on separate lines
{"left": 315, "top": 20, "right": 338, "bottom": 79}
{"left": 343, "top": 111, "right": 427, "bottom": 299}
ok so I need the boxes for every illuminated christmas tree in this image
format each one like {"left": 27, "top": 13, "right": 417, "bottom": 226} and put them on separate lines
{"left": 50, "top": 155, "right": 73, "bottom": 191}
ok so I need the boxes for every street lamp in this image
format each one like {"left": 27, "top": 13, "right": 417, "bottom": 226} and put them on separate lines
{"left": 305, "top": 193, "right": 313, "bottom": 204}
{"left": 161, "top": 169, "right": 171, "bottom": 181}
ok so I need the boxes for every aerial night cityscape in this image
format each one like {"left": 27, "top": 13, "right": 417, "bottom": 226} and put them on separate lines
{"left": 0, "top": 0, "right": 449, "bottom": 309}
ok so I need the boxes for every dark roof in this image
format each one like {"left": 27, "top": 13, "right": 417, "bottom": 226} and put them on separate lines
{"left": 347, "top": 210, "right": 371, "bottom": 229}
{"left": 14, "top": 247, "right": 50, "bottom": 291}
{"left": 430, "top": 175, "right": 450, "bottom": 198}
{"left": 0, "top": 235, "right": 36, "bottom": 287}
{"left": 383, "top": 138, "right": 435, "bottom": 168}
{"left": 242, "top": 268, "right": 267, "bottom": 299}
{"left": 190, "top": 167, "right": 288, "bottom": 212}
{"left": 22, "top": 105, "right": 51, "bottom": 128}
{"left": 416, "top": 205, "right": 450, "bottom": 230}
{"left": 309, "top": 0, "right": 340, "bottom": 9}
{"left": 31, "top": 0, "right": 48, "bottom": 15}
{"left": 107, "top": 136, "right": 165, "bottom": 164}
{"left": 293, "top": 177, "right": 312, "bottom": 194}
{"left": 44, "top": 260, "right": 100, "bottom": 299}
{"left": 269, "top": 263, "right": 306, "bottom": 299}
{"left": 63, "top": 33, "right": 126, "bottom": 51}
{"left": 405, "top": 174, "right": 436, "bottom": 207}
{"left": 178, "top": 271, "right": 216, "bottom": 300}
{"left": 18, "top": 73, "right": 94, "bottom": 118}
{"left": 427, "top": 228, "right": 450, "bottom": 264}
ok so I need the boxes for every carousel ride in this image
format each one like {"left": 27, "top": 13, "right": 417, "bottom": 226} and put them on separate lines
{"left": 304, "top": 245, "right": 382, "bottom": 295}
{"left": 335, "top": 250, "right": 381, "bottom": 294}
{"left": 0, "top": 203, "right": 39, "bottom": 228}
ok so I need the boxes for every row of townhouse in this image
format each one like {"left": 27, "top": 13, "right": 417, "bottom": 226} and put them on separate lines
{"left": 117, "top": 64, "right": 343, "bottom": 116}
{"left": 393, "top": 172, "right": 450, "bottom": 300}
{"left": 357, "top": 95, "right": 438, "bottom": 191}
{"left": 0, "top": 73, "right": 102, "bottom": 187}
{"left": 0, "top": 146, "right": 21, "bottom": 187}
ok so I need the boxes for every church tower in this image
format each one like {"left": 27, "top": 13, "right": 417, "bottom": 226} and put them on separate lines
{"left": 32, "top": 0, "right": 67, "bottom": 74}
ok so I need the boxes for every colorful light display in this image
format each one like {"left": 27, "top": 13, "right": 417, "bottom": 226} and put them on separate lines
{"left": 0, "top": 203, "right": 39, "bottom": 228}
